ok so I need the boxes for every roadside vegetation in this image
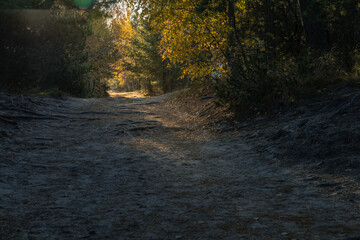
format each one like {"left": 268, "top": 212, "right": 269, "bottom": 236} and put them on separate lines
{"left": 1, "top": 0, "right": 359, "bottom": 111}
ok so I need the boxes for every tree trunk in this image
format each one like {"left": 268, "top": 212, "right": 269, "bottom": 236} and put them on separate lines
{"left": 299, "top": 0, "right": 328, "bottom": 50}
{"left": 226, "top": 0, "right": 247, "bottom": 80}
{"left": 264, "top": 0, "right": 273, "bottom": 51}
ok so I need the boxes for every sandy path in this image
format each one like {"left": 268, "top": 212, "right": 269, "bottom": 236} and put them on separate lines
{"left": 1, "top": 92, "right": 360, "bottom": 239}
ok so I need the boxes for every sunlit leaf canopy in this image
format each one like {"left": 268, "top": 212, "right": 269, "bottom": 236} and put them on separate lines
{"left": 104, "top": 0, "right": 360, "bottom": 89}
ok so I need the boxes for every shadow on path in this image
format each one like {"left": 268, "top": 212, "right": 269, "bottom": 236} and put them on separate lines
{"left": 0, "top": 92, "right": 359, "bottom": 239}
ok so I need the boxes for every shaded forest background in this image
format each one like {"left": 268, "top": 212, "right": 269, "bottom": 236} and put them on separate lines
{"left": 0, "top": 0, "right": 359, "bottom": 110}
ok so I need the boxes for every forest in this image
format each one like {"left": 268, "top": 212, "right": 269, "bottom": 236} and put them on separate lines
{"left": 1, "top": 0, "right": 359, "bottom": 110}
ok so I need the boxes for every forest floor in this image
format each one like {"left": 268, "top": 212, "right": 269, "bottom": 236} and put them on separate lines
{"left": 1, "top": 89, "right": 360, "bottom": 239}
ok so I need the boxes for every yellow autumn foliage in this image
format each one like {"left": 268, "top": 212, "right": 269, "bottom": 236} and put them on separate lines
{"left": 111, "top": 10, "right": 137, "bottom": 87}
{"left": 151, "top": 0, "right": 230, "bottom": 81}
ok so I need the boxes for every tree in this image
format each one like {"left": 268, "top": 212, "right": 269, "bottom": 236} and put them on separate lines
{"left": 153, "top": 0, "right": 229, "bottom": 84}
{"left": 0, "top": 0, "right": 120, "bottom": 96}
{"left": 111, "top": 9, "right": 181, "bottom": 94}
{"left": 84, "top": 10, "right": 120, "bottom": 97}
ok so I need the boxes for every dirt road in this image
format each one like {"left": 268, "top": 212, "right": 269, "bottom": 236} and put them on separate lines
{"left": 1, "top": 92, "right": 360, "bottom": 239}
